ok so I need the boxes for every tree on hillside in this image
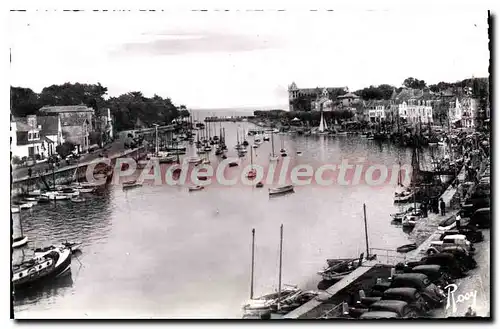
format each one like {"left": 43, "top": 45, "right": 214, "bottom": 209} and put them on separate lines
{"left": 290, "top": 95, "right": 313, "bottom": 111}
{"left": 403, "top": 77, "right": 426, "bottom": 89}
{"left": 327, "top": 88, "right": 348, "bottom": 100}
{"left": 355, "top": 84, "right": 396, "bottom": 100}
{"left": 38, "top": 82, "right": 108, "bottom": 109}
{"left": 106, "top": 92, "right": 180, "bottom": 131}
{"left": 10, "top": 87, "right": 41, "bottom": 117}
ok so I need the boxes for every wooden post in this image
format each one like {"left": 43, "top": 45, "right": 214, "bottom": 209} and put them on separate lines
{"left": 363, "top": 204, "right": 370, "bottom": 259}
{"left": 250, "top": 228, "right": 255, "bottom": 300}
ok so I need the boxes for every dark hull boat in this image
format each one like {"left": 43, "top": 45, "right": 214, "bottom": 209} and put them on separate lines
{"left": 319, "top": 256, "right": 364, "bottom": 282}
{"left": 12, "top": 246, "right": 72, "bottom": 290}
{"left": 396, "top": 243, "right": 418, "bottom": 253}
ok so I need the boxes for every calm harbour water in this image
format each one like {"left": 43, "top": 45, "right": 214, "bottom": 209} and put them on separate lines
{"left": 13, "top": 115, "right": 422, "bottom": 319}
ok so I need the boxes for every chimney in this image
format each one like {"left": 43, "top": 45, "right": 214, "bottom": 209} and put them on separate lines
{"left": 27, "top": 115, "right": 37, "bottom": 129}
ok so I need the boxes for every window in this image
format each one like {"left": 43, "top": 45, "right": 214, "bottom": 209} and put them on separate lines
{"left": 28, "top": 133, "right": 32, "bottom": 140}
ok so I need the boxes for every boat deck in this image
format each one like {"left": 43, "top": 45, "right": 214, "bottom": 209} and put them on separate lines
{"left": 283, "top": 260, "right": 389, "bottom": 319}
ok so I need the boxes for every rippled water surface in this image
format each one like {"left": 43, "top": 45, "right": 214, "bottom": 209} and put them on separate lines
{"left": 13, "top": 120, "right": 422, "bottom": 318}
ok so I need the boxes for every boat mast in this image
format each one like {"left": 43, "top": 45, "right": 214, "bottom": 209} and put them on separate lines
{"left": 363, "top": 204, "right": 370, "bottom": 259}
{"left": 250, "top": 145, "right": 253, "bottom": 169}
{"left": 154, "top": 124, "right": 159, "bottom": 156}
{"left": 271, "top": 132, "right": 275, "bottom": 157}
{"left": 398, "top": 161, "right": 402, "bottom": 186}
{"left": 277, "top": 224, "right": 283, "bottom": 311}
{"left": 250, "top": 228, "right": 255, "bottom": 299}
{"left": 175, "top": 139, "right": 180, "bottom": 164}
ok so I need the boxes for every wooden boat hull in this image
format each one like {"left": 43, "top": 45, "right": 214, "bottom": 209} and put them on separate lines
{"left": 123, "top": 182, "right": 142, "bottom": 190}
{"left": 394, "top": 193, "right": 414, "bottom": 203}
{"left": 13, "top": 247, "right": 72, "bottom": 290}
{"left": 12, "top": 236, "right": 28, "bottom": 248}
{"left": 396, "top": 243, "right": 418, "bottom": 253}
{"left": 269, "top": 186, "right": 294, "bottom": 196}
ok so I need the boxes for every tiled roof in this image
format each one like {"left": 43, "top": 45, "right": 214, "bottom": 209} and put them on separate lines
{"left": 297, "top": 87, "right": 347, "bottom": 95}
{"left": 39, "top": 105, "right": 94, "bottom": 114}
{"left": 37, "top": 116, "right": 59, "bottom": 135}
{"left": 396, "top": 88, "right": 425, "bottom": 101}
{"left": 338, "top": 92, "right": 360, "bottom": 99}
{"left": 60, "top": 114, "right": 90, "bottom": 127}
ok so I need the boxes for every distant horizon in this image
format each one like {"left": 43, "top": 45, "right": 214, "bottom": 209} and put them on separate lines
{"left": 11, "top": 72, "right": 487, "bottom": 112}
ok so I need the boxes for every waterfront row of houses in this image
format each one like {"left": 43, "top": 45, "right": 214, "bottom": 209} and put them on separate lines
{"left": 11, "top": 105, "right": 113, "bottom": 161}
{"left": 288, "top": 82, "right": 489, "bottom": 128}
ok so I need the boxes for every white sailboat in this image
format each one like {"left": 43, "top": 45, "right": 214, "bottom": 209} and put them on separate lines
{"left": 247, "top": 147, "right": 257, "bottom": 178}
{"left": 150, "top": 125, "right": 177, "bottom": 163}
{"left": 318, "top": 111, "right": 328, "bottom": 135}
{"left": 270, "top": 132, "right": 278, "bottom": 161}
{"left": 12, "top": 209, "right": 28, "bottom": 248}
{"left": 279, "top": 134, "right": 287, "bottom": 157}
{"left": 242, "top": 225, "right": 299, "bottom": 315}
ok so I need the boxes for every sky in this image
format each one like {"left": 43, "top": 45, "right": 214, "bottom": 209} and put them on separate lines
{"left": 9, "top": 10, "right": 490, "bottom": 109}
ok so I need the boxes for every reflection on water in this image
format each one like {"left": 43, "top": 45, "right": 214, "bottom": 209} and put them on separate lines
{"left": 13, "top": 122, "right": 420, "bottom": 319}
{"left": 14, "top": 273, "right": 74, "bottom": 308}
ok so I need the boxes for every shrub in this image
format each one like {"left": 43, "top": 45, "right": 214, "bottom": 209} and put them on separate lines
{"left": 11, "top": 156, "right": 23, "bottom": 165}
{"left": 56, "top": 142, "right": 75, "bottom": 158}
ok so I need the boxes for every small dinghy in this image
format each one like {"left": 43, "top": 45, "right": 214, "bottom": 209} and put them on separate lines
{"left": 269, "top": 185, "right": 294, "bottom": 197}
{"left": 14, "top": 202, "right": 34, "bottom": 210}
{"left": 229, "top": 161, "right": 239, "bottom": 167}
{"left": 37, "top": 196, "right": 51, "bottom": 204}
{"left": 11, "top": 207, "right": 20, "bottom": 214}
{"left": 402, "top": 215, "right": 418, "bottom": 228}
{"left": 71, "top": 197, "right": 86, "bottom": 203}
{"left": 12, "top": 236, "right": 28, "bottom": 248}
{"left": 122, "top": 180, "right": 142, "bottom": 190}
{"left": 189, "top": 185, "right": 204, "bottom": 192}
{"left": 61, "top": 241, "right": 82, "bottom": 254}
{"left": 72, "top": 184, "right": 95, "bottom": 193}
{"left": 256, "top": 182, "right": 264, "bottom": 188}
{"left": 296, "top": 151, "right": 303, "bottom": 156}
{"left": 394, "top": 188, "right": 414, "bottom": 203}
{"left": 396, "top": 243, "right": 417, "bottom": 253}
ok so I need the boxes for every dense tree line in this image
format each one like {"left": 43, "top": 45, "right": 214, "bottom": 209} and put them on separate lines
{"left": 10, "top": 83, "right": 187, "bottom": 132}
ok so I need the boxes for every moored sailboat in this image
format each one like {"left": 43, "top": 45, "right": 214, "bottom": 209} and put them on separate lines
{"left": 12, "top": 209, "right": 28, "bottom": 248}
{"left": 12, "top": 245, "right": 72, "bottom": 290}
{"left": 247, "top": 147, "right": 257, "bottom": 179}
{"left": 269, "top": 132, "right": 279, "bottom": 161}
{"left": 242, "top": 226, "right": 300, "bottom": 316}
{"left": 317, "top": 111, "right": 329, "bottom": 135}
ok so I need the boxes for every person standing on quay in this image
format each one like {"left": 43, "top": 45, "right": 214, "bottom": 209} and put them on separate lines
{"left": 455, "top": 213, "right": 461, "bottom": 230}
{"left": 439, "top": 198, "right": 446, "bottom": 216}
